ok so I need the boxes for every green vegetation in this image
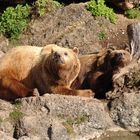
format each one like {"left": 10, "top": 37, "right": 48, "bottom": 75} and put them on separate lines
{"left": 35, "top": 0, "right": 62, "bottom": 16}
{"left": 87, "top": 0, "right": 116, "bottom": 23}
{"left": 0, "top": 117, "right": 3, "bottom": 123}
{"left": 62, "top": 115, "right": 88, "bottom": 135}
{"left": 125, "top": 7, "right": 140, "bottom": 19}
{"left": 98, "top": 31, "right": 106, "bottom": 40}
{"left": 9, "top": 101, "right": 24, "bottom": 122}
{"left": 0, "top": 4, "right": 30, "bottom": 39}
{"left": 9, "top": 110, "right": 24, "bottom": 122}
{"left": 13, "top": 100, "right": 22, "bottom": 109}
{"left": 63, "top": 121, "right": 75, "bottom": 135}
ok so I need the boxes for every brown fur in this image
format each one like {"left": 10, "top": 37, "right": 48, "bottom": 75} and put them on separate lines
{"left": 72, "top": 49, "right": 132, "bottom": 98}
{"left": 0, "top": 44, "right": 93, "bottom": 101}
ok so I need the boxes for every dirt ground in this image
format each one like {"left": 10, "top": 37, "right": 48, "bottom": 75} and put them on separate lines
{"left": 99, "top": 14, "right": 139, "bottom": 50}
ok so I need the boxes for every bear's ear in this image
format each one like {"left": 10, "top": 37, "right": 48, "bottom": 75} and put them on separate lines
{"left": 73, "top": 47, "right": 79, "bottom": 54}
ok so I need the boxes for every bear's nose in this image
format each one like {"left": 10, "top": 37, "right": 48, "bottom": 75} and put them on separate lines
{"left": 53, "top": 52, "right": 61, "bottom": 59}
{"left": 117, "top": 53, "right": 122, "bottom": 58}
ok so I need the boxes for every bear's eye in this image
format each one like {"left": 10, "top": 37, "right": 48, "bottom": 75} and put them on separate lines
{"left": 64, "top": 52, "right": 68, "bottom": 56}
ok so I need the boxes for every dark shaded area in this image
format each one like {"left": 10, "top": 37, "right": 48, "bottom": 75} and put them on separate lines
{"left": 82, "top": 71, "right": 113, "bottom": 99}
{"left": 57, "top": 0, "right": 88, "bottom": 5}
{"left": 47, "top": 124, "right": 53, "bottom": 140}
{"left": 0, "top": 0, "right": 35, "bottom": 13}
{"left": 13, "top": 120, "right": 28, "bottom": 139}
{"left": 105, "top": 0, "right": 124, "bottom": 14}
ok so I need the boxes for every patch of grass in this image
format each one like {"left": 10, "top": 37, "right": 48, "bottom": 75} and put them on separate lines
{"left": 0, "top": 117, "right": 3, "bottom": 123}
{"left": 87, "top": 0, "right": 116, "bottom": 23}
{"left": 63, "top": 121, "right": 75, "bottom": 135}
{"left": 13, "top": 100, "right": 22, "bottom": 109}
{"left": 62, "top": 115, "right": 88, "bottom": 135}
{"left": 9, "top": 110, "right": 24, "bottom": 122}
{"left": 98, "top": 31, "right": 106, "bottom": 40}
{"left": 125, "top": 7, "right": 140, "bottom": 19}
{"left": 35, "top": 0, "right": 62, "bottom": 16}
{"left": 0, "top": 4, "right": 30, "bottom": 39}
{"left": 9, "top": 100, "right": 24, "bottom": 122}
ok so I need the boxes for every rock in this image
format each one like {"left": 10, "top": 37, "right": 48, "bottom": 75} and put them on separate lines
{"left": 19, "top": 3, "right": 107, "bottom": 54}
{"left": 13, "top": 94, "right": 114, "bottom": 139}
{"left": 0, "top": 90, "right": 140, "bottom": 139}
{"left": 106, "top": 61, "right": 140, "bottom": 99}
{"left": 0, "top": 131, "right": 16, "bottom": 140}
{"left": 127, "top": 22, "right": 140, "bottom": 59}
{"left": 0, "top": 34, "right": 9, "bottom": 53}
{"left": 0, "top": 100, "right": 14, "bottom": 138}
{"left": 109, "top": 92, "right": 140, "bottom": 132}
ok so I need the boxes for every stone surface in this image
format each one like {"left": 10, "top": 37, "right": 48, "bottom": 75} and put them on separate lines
{"left": 127, "top": 22, "right": 140, "bottom": 59}
{"left": 0, "top": 100, "right": 14, "bottom": 137}
{"left": 0, "top": 94, "right": 115, "bottom": 140}
{"left": 109, "top": 92, "right": 140, "bottom": 132}
{"left": 0, "top": 131, "right": 16, "bottom": 140}
{"left": 14, "top": 94, "right": 114, "bottom": 140}
{"left": 0, "top": 88, "right": 140, "bottom": 139}
{"left": 19, "top": 3, "right": 108, "bottom": 54}
{"left": 0, "top": 34, "right": 9, "bottom": 53}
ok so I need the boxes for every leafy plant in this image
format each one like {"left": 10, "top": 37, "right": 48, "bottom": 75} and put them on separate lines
{"left": 35, "top": 0, "right": 62, "bottom": 16}
{"left": 13, "top": 100, "right": 22, "bottom": 109}
{"left": 9, "top": 110, "right": 24, "bottom": 122}
{"left": 98, "top": 31, "right": 106, "bottom": 40}
{"left": 125, "top": 7, "right": 140, "bottom": 19}
{"left": 0, "top": 4, "right": 30, "bottom": 39}
{"left": 62, "top": 115, "right": 88, "bottom": 135}
{"left": 9, "top": 100, "right": 24, "bottom": 123}
{"left": 87, "top": 0, "right": 116, "bottom": 23}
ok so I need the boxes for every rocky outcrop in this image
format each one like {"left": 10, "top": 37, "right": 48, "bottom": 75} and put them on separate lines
{"left": 0, "top": 94, "right": 115, "bottom": 140}
{"left": 0, "top": 92, "right": 140, "bottom": 139}
{"left": 19, "top": 3, "right": 103, "bottom": 54}
{"left": 127, "top": 22, "right": 140, "bottom": 59}
{"left": 109, "top": 92, "right": 140, "bottom": 132}
{"left": 1, "top": 3, "right": 138, "bottom": 54}
{"left": 0, "top": 34, "right": 9, "bottom": 53}
{"left": 18, "top": 2, "right": 131, "bottom": 55}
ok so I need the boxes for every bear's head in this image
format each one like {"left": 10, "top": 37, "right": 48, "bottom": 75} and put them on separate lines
{"left": 43, "top": 45, "right": 80, "bottom": 86}
{"left": 109, "top": 49, "right": 132, "bottom": 68}
{"left": 97, "top": 49, "right": 132, "bottom": 71}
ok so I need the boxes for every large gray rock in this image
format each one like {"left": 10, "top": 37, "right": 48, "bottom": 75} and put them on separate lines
{"left": 14, "top": 94, "right": 114, "bottom": 140}
{"left": 109, "top": 92, "right": 140, "bottom": 132}
{"left": 19, "top": 3, "right": 109, "bottom": 54}
{"left": 127, "top": 22, "right": 140, "bottom": 59}
{"left": 0, "top": 91, "right": 140, "bottom": 139}
{"left": 0, "top": 94, "right": 115, "bottom": 140}
{"left": 0, "top": 100, "right": 15, "bottom": 139}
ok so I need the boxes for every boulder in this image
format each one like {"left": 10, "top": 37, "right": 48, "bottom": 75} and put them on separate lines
{"left": 19, "top": 3, "right": 110, "bottom": 54}
{"left": 109, "top": 92, "right": 140, "bottom": 132}
{"left": 0, "top": 94, "right": 115, "bottom": 140}
{"left": 0, "top": 34, "right": 9, "bottom": 53}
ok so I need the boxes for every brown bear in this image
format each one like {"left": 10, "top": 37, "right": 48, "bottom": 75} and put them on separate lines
{"left": 72, "top": 49, "right": 132, "bottom": 99}
{"left": 0, "top": 44, "right": 93, "bottom": 101}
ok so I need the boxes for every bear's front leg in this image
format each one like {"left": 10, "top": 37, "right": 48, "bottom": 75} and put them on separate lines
{"left": 0, "top": 77, "right": 35, "bottom": 99}
{"left": 52, "top": 86, "right": 93, "bottom": 97}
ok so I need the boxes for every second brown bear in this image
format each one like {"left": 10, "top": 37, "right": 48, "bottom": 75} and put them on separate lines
{"left": 72, "top": 49, "right": 132, "bottom": 98}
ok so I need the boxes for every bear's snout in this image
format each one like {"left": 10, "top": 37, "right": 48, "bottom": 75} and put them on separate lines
{"left": 116, "top": 53, "right": 123, "bottom": 59}
{"left": 53, "top": 52, "right": 61, "bottom": 61}
{"left": 115, "top": 53, "right": 123, "bottom": 62}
